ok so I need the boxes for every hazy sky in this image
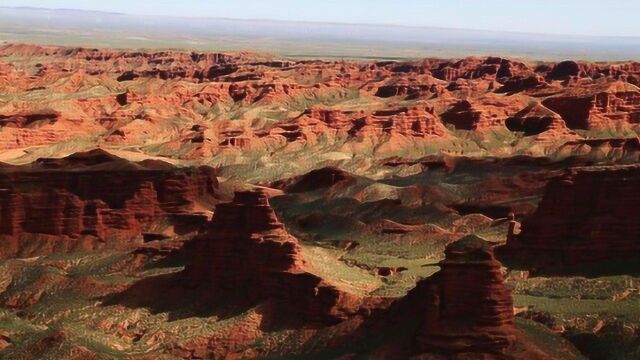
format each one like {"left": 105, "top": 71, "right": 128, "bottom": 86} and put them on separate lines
{"left": 3, "top": 0, "right": 639, "bottom": 37}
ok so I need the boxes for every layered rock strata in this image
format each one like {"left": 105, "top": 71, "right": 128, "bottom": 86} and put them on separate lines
{"left": 184, "top": 190, "right": 363, "bottom": 325}
{"left": 0, "top": 149, "right": 218, "bottom": 258}
{"left": 3, "top": 43, "right": 640, "bottom": 162}
{"left": 498, "top": 165, "right": 640, "bottom": 274}
{"left": 412, "top": 236, "right": 516, "bottom": 356}
{"left": 542, "top": 81, "right": 640, "bottom": 129}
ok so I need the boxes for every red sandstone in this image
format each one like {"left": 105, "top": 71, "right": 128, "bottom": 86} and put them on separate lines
{"left": 0, "top": 149, "right": 218, "bottom": 258}
{"left": 184, "top": 190, "right": 366, "bottom": 325}
{"left": 498, "top": 164, "right": 640, "bottom": 274}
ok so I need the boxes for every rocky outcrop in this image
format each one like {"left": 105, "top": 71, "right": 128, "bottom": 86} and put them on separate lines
{"left": 542, "top": 81, "right": 640, "bottom": 129}
{"left": 441, "top": 97, "right": 526, "bottom": 130}
{"left": 371, "top": 74, "right": 445, "bottom": 99}
{"left": 341, "top": 236, "right": 523, "bottom": 358}
{"left": 208, "top": 105, "right": 451, "bottom": 154}
{"left": 411, "top": 235, "right": 516, "bottom": 356}
{"left": 300, "top": 108, "right": 353, "bottom": 130}
{"left": 555, "top": 137, "right": 640, "bottom": 162}
{"left": 0, "top": 149, "right": 218, "bottom": 258}
{"left": 548, "top": 60, "right": 581, "bottom": 80}
{"left": 272, "top": 167, "right": 356, "bottom": 193}
{"left": 350, "top": 106, "right": 448, "bottom": 138}
{"left": 505, "top": 103, "right": 580, "bottom": 140}
{"left": 495, "top": 74, "right": 549, "bottom": 94}
{"left": 498, "top": 165, "right": 640, "bottom": 274}
{"left": 385, "top": 106, "right": 448, "bottom": 137}
{"left": 184, "top": 190, "right": 364, "bottom": 325}
{"left": 432, "top": 57, "right": 531, "bottom": 82}
{"left": 0, "top": 110, "right": 80, "bottom": 150}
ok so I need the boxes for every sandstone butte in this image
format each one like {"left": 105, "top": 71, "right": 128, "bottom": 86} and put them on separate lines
{"left": 412, "top": 235, "right": 516, "bottom": 355}
{"left": 0, "top": 148, "right": 218, "bottom": 258}
{"left": 152, "top": 191, "right": 544, "bottom": 358}
{"left": 182, "top": 190, "right": 370, "bottom": 325}
{"left": 1, "top": 43, "right": 640, "bottom": 167}
{"left": 498, "top": 164, "right": 640, "bottom": 275}
{"left": 325, "top": 234, "right": 540, "bottom": 359}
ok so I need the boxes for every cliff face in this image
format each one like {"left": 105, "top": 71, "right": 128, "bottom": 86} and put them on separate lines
{"left": 185, "top": 190, "right": 302, "bottom": 285}
{"left": 542, "top": 81, "right": 640, "bottom": 129}
{"left": 0, "top": 149, "right": 218, "bottom": 258}
{"left": 498, "top": 165, "right": 640, "bottom": 274}
{"left": 183, "top": 190, "right": 363, "bottom": 325}
{"left": 412, "top": 236, "right": 516, "bottom": 356}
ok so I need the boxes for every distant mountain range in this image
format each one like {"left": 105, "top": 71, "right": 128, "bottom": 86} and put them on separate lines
{"left": 1, "top": 6, "right": 639, "bottom": 60}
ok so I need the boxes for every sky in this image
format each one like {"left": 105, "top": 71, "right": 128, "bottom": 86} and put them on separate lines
{"left": 2, "top": 0, "right": 639, "bottom": 37}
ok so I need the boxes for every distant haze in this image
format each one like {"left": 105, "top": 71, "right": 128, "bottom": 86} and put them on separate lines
{"left": 1, "top": 7, "right": 640, "bottom": 61}
{"left": 3, "top": 0, "right": 640, "bottom": 37}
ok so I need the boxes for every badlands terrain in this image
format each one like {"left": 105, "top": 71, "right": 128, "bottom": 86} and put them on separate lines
{"left": 0, "top": 43, "right": 639, "bottom": 359}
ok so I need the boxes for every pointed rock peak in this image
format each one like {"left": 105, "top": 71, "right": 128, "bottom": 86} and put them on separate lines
{"left": 283, "top": 167, "right": 356, "bottom": 193}
{"left": 516, "top": 102, "right": 561, "bottom": 119}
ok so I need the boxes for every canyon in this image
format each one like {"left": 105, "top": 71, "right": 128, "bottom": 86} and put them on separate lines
{"left": 1, "top": 43, "right": 640, "bottom": 176}
{"left": 0, "top": 43, "right": 638, "bottom": 359}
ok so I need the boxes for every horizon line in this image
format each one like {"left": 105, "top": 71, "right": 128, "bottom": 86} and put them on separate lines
{"left": 3, "top": 5, "right": 640, "bottom": 40}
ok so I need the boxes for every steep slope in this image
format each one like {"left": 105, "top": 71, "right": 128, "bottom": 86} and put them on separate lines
{"left": 0, "top": 149, "right": 218, "bottom": 258}
{"left": 183, "top": 190, "right": 377, "bottom": 325}
{"left": 498, "top": 164, "right": 640, "bottom": 274}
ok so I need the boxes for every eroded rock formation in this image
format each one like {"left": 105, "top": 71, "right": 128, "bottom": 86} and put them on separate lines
{"left": 2, "top": 43, "right": 640, "bottom": 164}
{"left": 505, "top": 103, "right": 579, "bottom": 140}
{"left": 542, "top": 81, "right": 640, "bottom": 129}
{"left": 184, "top": 190, "right": 365, "bottom": 325}
{"left": 0, "top": 149, "right": 218, "bottom": 258}
{"left": 498, "top": 165, "right": 640, "bottom": 274}
{"left": 271, "top": 166, "right": 356, "bottom": 193}
{"left": 411, "top": 235, "right": 516, "bottom": 356}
